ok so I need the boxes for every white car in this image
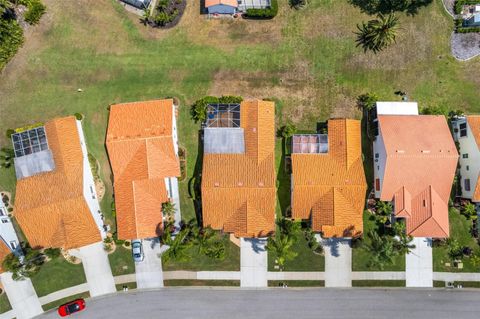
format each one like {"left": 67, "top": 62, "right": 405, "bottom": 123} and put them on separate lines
{"left": 132, "top": 239, "right": 144, "bottom": 262}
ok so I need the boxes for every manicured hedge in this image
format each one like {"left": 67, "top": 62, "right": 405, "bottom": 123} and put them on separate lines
{"left": 245, "top": 0, "right": 278, "bottom": 19}
{"left": 454, "top": 0, "right": 479, "bottom": 15}
{"left": 457, "top": 26, "right": 480, "bottom": 33}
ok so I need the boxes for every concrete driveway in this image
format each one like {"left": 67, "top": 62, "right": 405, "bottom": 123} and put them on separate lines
{"left": 240, "top": 238, "right": 267, "bottom": 288}
{"left": 320, "top": 236, "right": 352, "bottom": 287}
{"left": 135, "top": 238, "right": 164, "bottom": 289}
{"left": 69, "top": 242, "right": 116, "bottom": 297}
{"left": 0, "top": 272, "right": 42, "bottom": 319}
{"left": 406, "top": 237, "right": 433, "bottom": 287}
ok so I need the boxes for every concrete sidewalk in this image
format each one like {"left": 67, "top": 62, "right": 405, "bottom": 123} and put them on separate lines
{"left": 406, "top": 237, "right": 433, "bottom": 287}
{"left": 0, "top": 272, "right": 42, "bottom": 319}
{"left": 240, "top": 238, "right": 267, "bottom": 287}
{"left": 321, "top": 237, "right": 352, "bottom": 287}
{"left": 135, "top": 238, "right": 164, "bottom": 289}
{"left": 70, "top": 242, "right": 116, "bottom": 297}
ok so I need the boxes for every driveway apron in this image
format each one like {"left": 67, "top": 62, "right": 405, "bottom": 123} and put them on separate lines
{"left": 135, "top": 238, "right": 164, "bottom": 289}
{"left": 406, "top": 237, "right": 433, "bottom": 287}
{"left": 321, "top": 236, "right": 352, "bottom": 287}
{"left": 0, "top": 272, "right": 43, "bottom": 319}
{"left": 240, "top": 238, "right": 267, "bottom": 287}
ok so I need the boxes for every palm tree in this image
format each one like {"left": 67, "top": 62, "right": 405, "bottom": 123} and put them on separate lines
{"left": 376, "top": 201, "right": 393, "bottom": 216}
{"left": 364, "top": 230, "right": 397, "bottom": 270}
{"left": 392, "top": 221, "right": 415, "bottom": 254}
{"left": 279, "top": 123, "right": 297, "bottom": 154}
{"left": 190, "top": 225, "right": 216, "bottom": 254}
{"left": 278, "top": 218, "right": 301, "bottom": 242}
{"left": 355, "top": 13, "right": 399, "bottom": 53}
{"left": 462, "top": 202, "right": 477, "bottom": 220}
{"left": 266, "top": 234, "right": 297, "bottom": 271}
{"left": 162, "top": 201, "right": 176, "bottom": 221}
{"left": 141, "top": 7, "right": 150, "bottom": 25}
{"left": 160, "top": 227, "right": 192, "bottom": 263}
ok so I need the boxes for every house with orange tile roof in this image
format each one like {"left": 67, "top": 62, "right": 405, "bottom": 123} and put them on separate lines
{"left": 373, "top": 102, "right": 459, "bottom": 238}
{"left": 106, "top": 99, "right": 181, "bottom": 240}
{"left": 452, "top": 116, "right": 480, "bottom": 202}
{"left": 291, "top": 119, "right": 367, "bottom": 238}
{"left": 0, "top": 199, "right": 22, "bottom": 272}
{"left": 201, "top": 100, "right": 276, "bottom": 238}
{"left": 13, "top": 117, "right": 105, "bottom": 250}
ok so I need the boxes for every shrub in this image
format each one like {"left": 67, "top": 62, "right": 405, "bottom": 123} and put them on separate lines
{"left": 290, "top": 0, "right": 307, "bottom": 9}
{"left": 454, "top": 0, "right": 479, "bottom": 14}
{"left": 74, "top": 113, "right": 84, "bottom": 121}
{"left": 124, "top": 241, "right": 131, "bottom": 247}
{"left": 246, "top": 0, "right": 278, "bottom": 19}
{"left": 0, "top": 18, "right": 24, "bottom": 70}
{"left": 456, "top": 26, "right": 480, "bottom": 33}
{"left": 24, "top": 0, "right": 46, "bottom": 25}
{"left": 5, "top": 129, "right": 15, "bottom": 138}
{"left": 43, "top": 247, "right": 61, "bottom": 259}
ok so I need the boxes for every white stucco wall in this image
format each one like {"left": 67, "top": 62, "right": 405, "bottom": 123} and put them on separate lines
{"left": 373, "top": 126, "right": 387, "bottom": 199}
{"left": 0, "top": 200, "right": 22, "bottom": 257}
{"left": 75, "top": 120, "right": 107, "bottom": 239}
{"left": 453, "top": 118, "right": 480, "bottom": 201}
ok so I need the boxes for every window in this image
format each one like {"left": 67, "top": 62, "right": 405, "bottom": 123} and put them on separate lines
{"left": 1, "top": 219, "right": 8, "bottom": 224}
{"left": 375, "top": 178, "right": 380, "bottom": 191}
{"left": 463, "top": 153, "right": 469, "bottom": 159}
{"left": 0, "top": 208, "right": 5, "bottom": 216}
{"left": 459, "top": 123, "right": 467, "bottom": 137}
{"left": 10, "top": 241, "right": 17, "bottom": 250}
{"left": 423, "top": 200, "right": 427, "bottom": 207}
{"left": 465, "top": 178, "right": 471, "bottom": 192}
{"left": 375, "top": 153, "right": 379, "bottom": 159}
{"left": 467, "top": 165, "right": 470, "bottom": 171}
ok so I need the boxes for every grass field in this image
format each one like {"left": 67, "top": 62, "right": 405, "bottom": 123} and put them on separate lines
{"left": 164, "top": 280, "right": 240, "bottom": 286}
{"left": 433, "top": 208, "right": 480, "bottom": 272}
{"left": 0, "top": 293, "right": 12, "bottom": 314}
{"left": 0, "top": 0, "right": 479, "bottom": 274}
{"left": 30, "top": 257, "right": 86, "bottom": 297}
{"left": 108, "top": 246, "right": 135, "bottom": 276}
{"left": 162, "top": 236, "right": 240, "bottom": 271}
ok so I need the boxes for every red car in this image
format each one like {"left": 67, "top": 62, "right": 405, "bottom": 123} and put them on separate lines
{"left": 57, "top": 299, "right": 86, "bottom": 317}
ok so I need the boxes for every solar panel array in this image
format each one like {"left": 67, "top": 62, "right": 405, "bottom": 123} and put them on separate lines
{"left": 11, "top": 127, "right": 49, "bottom": 158}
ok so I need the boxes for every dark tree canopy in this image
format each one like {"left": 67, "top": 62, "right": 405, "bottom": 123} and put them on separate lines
{"left": 349, "top": 0, "right": 432, "bottom": 15}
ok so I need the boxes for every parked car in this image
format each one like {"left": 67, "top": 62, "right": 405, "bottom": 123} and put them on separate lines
{"left": 132, "top": 239, "right": 144, "bottom": 262}
{"left": 57, "top": 299, "right": 86, "bottom": 317}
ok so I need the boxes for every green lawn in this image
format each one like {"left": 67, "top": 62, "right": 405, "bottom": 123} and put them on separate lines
{"left": 164, "top": 280, "right": 240, "bottom": 287}
{"left": 0, "top": 293, "right": 12, "bottom": 314}
{"left": 116, "top": 282, "right": 137, "bottom": 291}
{"left": 268, "top": 228, "right": 325, "bottom": 271}
{"left": 30, "top": 257, "right": 86, "bottom": 297}
{"left": 433, "top": 208, "right": 480, "bottom": 272}
{"left": 268, "top": 280, "right": 325, "bottom": 287}
{"left": 352, "top": 280, "right": 406, "bottom": 287}
{"left": 352, "top": 211, "right": 405, "bottom": 271}
{"left": 162, "top": 236, "right": 240, "bottom": 271}
{"left": 108, "top": 246, "right": 135, "bottom": 276}
{"left": 41, "top": 292, "right": 90, "bottom": 312}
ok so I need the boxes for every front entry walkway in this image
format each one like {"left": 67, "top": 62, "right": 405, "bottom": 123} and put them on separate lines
{"left": 0, "top": 272, "right": 42, "bottom": 319}
{"left": 135, "top": 238, "right": 164, "bottom": 289}
{"left": 240, "top": 238, "right": 267, "bottom": 287}
{"left": 69, "top": 242, "right": 116, "bottom": 297}
{"left": 320, "top": 236, "right": 352, "bottom": 287}
{"left": 406, "top": 237, "right": 433, "bottom": 287}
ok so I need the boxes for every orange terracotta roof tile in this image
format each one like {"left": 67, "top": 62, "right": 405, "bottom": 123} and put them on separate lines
{"left": 377, "top": 115, "right": 459, "bottom": 238}
{"left": 0, "top": 241, "right": 11, "bottom": 273}
{"left": 466, "top": 116, "right": 480, "bottom": 202}
{"left": 14, "top": 117, "right": 101, "bottom": 250}
{"left": 201, "top": 100, "right": 276, "bottom": 238}
{"left": 291, "top": 119, "right": 367, "bottom": 238}
{"left": 106, "top": 100, "right": 180, "bottom": 240}
{"left": 205, "top": 0, "right": 238, "bottom": 8}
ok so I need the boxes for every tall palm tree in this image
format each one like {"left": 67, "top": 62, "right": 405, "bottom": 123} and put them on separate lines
{"left": 376, "top": 201, "right": 393, "bottom": 216}
{"left": 355, "top": 13, "right": 399, "bottom": 53}
{"left": 160, "top": 227, "right": 192, "bottom": 263}
{"left": 364, "top": 230, "right": 397, "bottom": 270}
{"left": 266, "top": 234, "right": 297, "bottom": 271}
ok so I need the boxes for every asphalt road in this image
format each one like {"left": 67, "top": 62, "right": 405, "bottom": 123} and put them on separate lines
{"left": 37, "top": 288, "right": 480, "bottom": 319}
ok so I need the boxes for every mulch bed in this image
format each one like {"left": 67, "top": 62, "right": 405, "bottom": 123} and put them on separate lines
{"left": 148, "top": 0, "right": 186, "bottom": 29}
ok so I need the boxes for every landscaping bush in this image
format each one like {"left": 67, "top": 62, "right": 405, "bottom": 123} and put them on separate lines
{"left": 245, "top": 0, "right": 278, "bottom": 19}
{"left": 454, "top": 0, "right": 479, "bottom": 14}
{"left": 0, "top": 16, "right": 24, "bottom": 70}
{"left": 5, "top": 129, "right": 15, "bottom": 138}
{"left": 24, "top": 0, "right": 46, "bottom": 25}
{"left": 190, "top": 95, "right": 243, "bottom": 123}
{"left": 74, "top": 112, "right": 84, "bottom": 121}
{"left": 151, "top": 0, "right": 184, "bottom": 27}
{"left": 43, "top": 248, "right": 61, "bottom": 260}
{"left": 456, "top": 26, "right": 480, "bottom": 33}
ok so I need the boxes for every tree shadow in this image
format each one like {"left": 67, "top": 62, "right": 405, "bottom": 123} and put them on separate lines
{"left": 189, "top": 130, "right": 204, "bottom": 227}
{"left": 349, "top": 0, "right": 433, "bottom": 16}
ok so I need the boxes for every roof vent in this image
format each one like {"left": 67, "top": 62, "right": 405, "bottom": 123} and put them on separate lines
{"left": 396, "top": 150, "right": 405, "bottom": 154}
{"left": 421, "top": 150, "right": 430, "bottom": 154}
{"left": 258, "top": 181, "right": 264, "bottom": 187}
{"left": 252, "top": 127, "right": 257, "bottom": 133}
{"left": 238, "top": 182, "right": 243, "bottom": 186}
{"left": 214, "top": 182, "right": 220, "bottom": 187}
